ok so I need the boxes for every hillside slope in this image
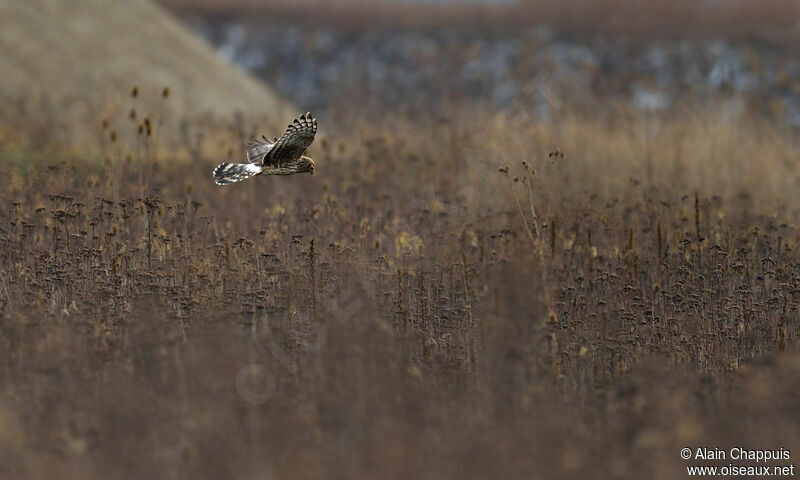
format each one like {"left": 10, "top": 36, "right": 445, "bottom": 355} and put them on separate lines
{"left": 0, "top": 0, "right": 293, "bottom": 146}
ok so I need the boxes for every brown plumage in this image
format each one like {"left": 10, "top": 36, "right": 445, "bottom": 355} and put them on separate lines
{"left": 213, "top": 112, "right": 317, "bottom": 186}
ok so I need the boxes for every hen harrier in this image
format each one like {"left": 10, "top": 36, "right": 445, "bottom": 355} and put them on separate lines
{"left": 213, "top": 112, "right": 317, "bottom": 185}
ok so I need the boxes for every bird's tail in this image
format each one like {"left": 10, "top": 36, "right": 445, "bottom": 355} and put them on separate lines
{"left": 212, "top": 163, "right": 261, "bottom": 186}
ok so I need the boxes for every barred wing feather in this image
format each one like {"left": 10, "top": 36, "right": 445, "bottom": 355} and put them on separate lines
{"left": 245, "top": 136, "right": 275, "bottom": 164}
{"left": 265, "top": 112, "right": 317, "bottom": 166}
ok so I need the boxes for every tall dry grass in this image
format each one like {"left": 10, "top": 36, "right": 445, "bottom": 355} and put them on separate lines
{"left": 1, "top": 99, "right": 799, "bottom": 478}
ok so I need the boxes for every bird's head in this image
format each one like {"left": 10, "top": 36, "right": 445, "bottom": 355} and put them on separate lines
{"left": 301, "top": 156, "right": 315, "bottom": 175}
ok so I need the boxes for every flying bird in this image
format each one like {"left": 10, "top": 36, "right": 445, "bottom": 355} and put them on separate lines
{"left": 213, "top": 112, "right": 317, "bottom": 185}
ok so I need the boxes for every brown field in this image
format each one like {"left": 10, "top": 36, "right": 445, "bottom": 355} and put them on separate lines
{"left": 1, "top": 91, "right": 800, "bottom": 478}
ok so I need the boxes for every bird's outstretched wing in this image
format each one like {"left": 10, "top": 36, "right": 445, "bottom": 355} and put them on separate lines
{"left": 264, "top": 112, "right": 317, "bottom": 166}
{"left": 244, "top": 135, "right": 276, "bottom": 164}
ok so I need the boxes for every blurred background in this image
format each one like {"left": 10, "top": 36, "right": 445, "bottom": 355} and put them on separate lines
{"left": 165, "top": 0, "right": 800, "bottom": 122}
{"left": 2, "top": 1, "right": 800, "bottom": 479}
{"left": 3, "top": 0, "right": 800, "bottom": 143}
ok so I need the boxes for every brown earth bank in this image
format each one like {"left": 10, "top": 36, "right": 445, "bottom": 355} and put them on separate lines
{"left": 160, "top": 0, "right": 800, "bottom": 45}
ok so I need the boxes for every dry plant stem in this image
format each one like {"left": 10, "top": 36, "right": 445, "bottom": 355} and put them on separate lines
{"left": 511, "top": 183, "right": 536, "bottom": 248}
{"left": 509, "top": 175, "right": 553, "bottom": 314}
{"left": 526, "top": 177, "right": 541, "bottom": 242}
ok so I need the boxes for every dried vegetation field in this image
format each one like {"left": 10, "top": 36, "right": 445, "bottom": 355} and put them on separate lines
{"left": 1, "top": 91, "right": 800, "bottom": 478}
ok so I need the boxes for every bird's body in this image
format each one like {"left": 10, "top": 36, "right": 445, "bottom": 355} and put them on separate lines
{"left": 213, "top": 113, "right": 317, "bottom": 185}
